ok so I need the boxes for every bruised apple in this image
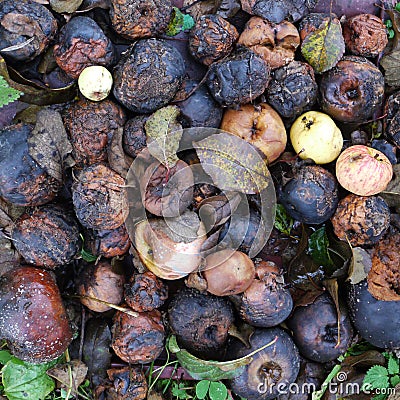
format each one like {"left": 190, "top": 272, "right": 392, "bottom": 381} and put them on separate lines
{"left": 134, "top": 211, "right": 206, "bottom": 280}
{"left": 220, "top": 103, "right": 287, "bottom": 163}
{"left": 290, "top": 111, "right": 343, "bottom": 164}
{"left": 203, "top": 250, "right": 255, "bottom": 296}
{"left": 335, "top": 145, "right": 393, "bottom": 196}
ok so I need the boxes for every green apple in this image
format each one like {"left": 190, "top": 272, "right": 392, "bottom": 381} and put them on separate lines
{"left": 290, "top": 111, "right": 343, "bottom": 164}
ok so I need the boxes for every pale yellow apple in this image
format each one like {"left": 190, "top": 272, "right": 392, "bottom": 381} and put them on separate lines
{"left": 78, "top": 65, "right": 113, "bottom": 101}
{"left": 290, "top": 111, "right": 343, "bottom": 164}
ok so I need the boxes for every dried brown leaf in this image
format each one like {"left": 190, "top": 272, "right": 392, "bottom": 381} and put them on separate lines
{"left": 108, "top": 127, "right": 133, "bottom": 177}
{"left": 47, "top": 360, "right": 88, "bottom": 393}
{"left": 28, "top": 108, "right": 73, "bottom": 183}
{"left": 347, "top": 247, "right": 371, "bottom": 285}
{"left": 50, "top": 0, "right": 83, "bottom": 13}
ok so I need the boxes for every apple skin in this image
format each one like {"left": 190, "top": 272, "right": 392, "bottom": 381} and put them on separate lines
{"left": 335, "top": 145, "right": 393, "bottom": 196}
{"left": 290, "top": 111, "right": 343, "bottom": 164}
{"left": 134, "top": 219, "right": 206, "bottom": 280}
{"left": 220, "top": 103, "right": 287, "bottom": 163}
{"left": 203, "top": 250, "right": 255, "bottom": 296}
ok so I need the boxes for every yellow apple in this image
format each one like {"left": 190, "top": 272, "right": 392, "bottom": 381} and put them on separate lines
{"left": 290, "top": 111, "right": 343, "bottom": 164}
{"left": 78, "top": 65, "right": 113, "bottom": 101}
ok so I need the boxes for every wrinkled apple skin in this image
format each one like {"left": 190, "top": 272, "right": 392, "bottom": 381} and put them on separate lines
{"left": 335, "top": 145, "right": 393, "bottom": 196}
{"left": 220, "top": 103, "right": 287, "bottom": 164}
{"left": 134, "top": 219, "right": 206, "bottom": 280}
{"left": 290, "top": 111, "right": 343, "bottom": 164}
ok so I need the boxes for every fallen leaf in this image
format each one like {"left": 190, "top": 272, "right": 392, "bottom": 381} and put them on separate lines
{"left": 108, "top": 127, "right": 133, "bottom": 177}
{"left": 301, "top": 18, "right": 345, "bottom": 73}
{"left": 380, "top": 164, "right": 400, "bottom": 208}
{"left": 47, "top": 360, "right": 88, "bottom": 393}
{"left": 380, "top": 9, "right": 400, "bottom": 88}
{"left": 183, "top": 0, "right": 221, "bottom": 20}
{"left": 49, "top": 0, "right": 83, "bottom": 13}
{"left": 0, "top": 55, "right": 77, "bottom": 106}
{"left": 28, "top": 108, "right": 73, "bottom": 183}
{"left": 347, "top": 247, "right": 371, "bottom": 285}
{"left": 2, "top": 356, "right": 58, "bottom": 400}
{"left": 13, "top": 104, "right": 43, "bottom": 125}
{"left": 168, "top": 334, "right": 277, "bottom": 381}
{"left": 381, "top": 50, "right": 400, "bottom": 88}
{"left": 82, "top": 318, "right": 112, "bottom": 386}
{"left": 145, "top": 105, "right": 182, "bottom": 168}
{"left": 342, "top": 350, "right": 386, "bottom": 370}
{"left": 194, "top": 132, "right": 270, "bottom": 194}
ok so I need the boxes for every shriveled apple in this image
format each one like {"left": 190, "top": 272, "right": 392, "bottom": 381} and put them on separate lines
{"left": 220, "top": 103, "right": 287, "bottom": 164}
{"left": 134, "top": 211, "right": 206, "bottom": 280}
{"left": 335, "top": 145, "right": 393, "bottom": 196}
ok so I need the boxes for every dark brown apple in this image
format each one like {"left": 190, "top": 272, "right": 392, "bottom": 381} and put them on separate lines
{"left": 0, "top": 266, "right": 72, "bottom": 363}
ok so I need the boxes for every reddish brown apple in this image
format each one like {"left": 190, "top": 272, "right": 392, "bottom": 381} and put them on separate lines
{"left": 220, "top": 103, "right": 287, "bottom": 164}
{"left": 203, "top": 250, "right": 255, "bottom": 296}
{"left": 335, "top": 145, "right": 393, "bottom": 196}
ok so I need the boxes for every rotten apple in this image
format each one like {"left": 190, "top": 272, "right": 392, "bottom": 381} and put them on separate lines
{"left": 335, "top": 145, "right": 393, "bottom": 196}
{"left": 289, "top": 111, "right": 343, "bottom": 164}
{"left": 220, "top": 103, "right": 287, "bottom": 164}
{"left": 134, "top": 211, "right": 206, "bottom": 280}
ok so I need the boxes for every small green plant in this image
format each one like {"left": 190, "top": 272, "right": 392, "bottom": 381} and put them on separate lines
{"left": 0, "top": 76, "right": 23, "bottom": 108}
{"left": 195, "top": 380, "right": 229, "bottom": 400}
{"left": 274, "top": 204, "right": 294, "bottom": 237}
{"left": 362, "top": 352, "right": 400, "bottom": 400}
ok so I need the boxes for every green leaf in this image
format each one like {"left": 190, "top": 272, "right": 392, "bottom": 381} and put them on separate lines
{"left": 0, "top": 75, "right": 22, "bottom": 108}
{"left": 308, "top": 227, "right": 334, "bottom": 268}
{"left": 396, "top": 2, "right": 400, "bottom": 12}
{"left": 182, "top": 14, "right": 195, "bottom": 31}
{"left": 301, "top": 18, "right": 345, "bottom": 73}
{"left": 2, "top": 357, "right": 58, "bottom": 400}
{"left": 363, "top": 365, "right": 390, "bottom": 391}
{"left": 0, "top": 350, "right": 12, "bottom": 365}
{"left": 193, "top": 132, "right": 270, "bottom": 194}
{"left": 80, "top": 248, "right": 97, "bottom": 263}
{"left": 167, "top": 335, "right": 277, "bottom": 381}
{"left": 166, "top": 7, "right": 195, "bottom": 36}
{"left": 209, "top": 381, "right": 228, "bottom": 400}
{"left": 145, "top": 105, "right": 182, "bottom": 168}
{"left": 0, "top": 56, "right": 77, "bottom": 106}
{"left": 372, "top": 394, "right": 387, "bottom": 400}
{"left": 171, "top": 382, "right": 191, "bottom": 399}
{"left": 195, "top": 380, "right": 210, "bottom": 399}
{"left": 391, "top": 375, "right": 400, "bottom": 387}
{"left": 388, "top": 355, "right": 400, "bottom": 375}
{"left": 274, "top": 204, "right": 294, "bottom": 236}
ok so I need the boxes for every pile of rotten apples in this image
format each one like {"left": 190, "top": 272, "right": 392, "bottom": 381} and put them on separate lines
{"left": 0, "top": 0, "right": 400, "bottom": 398}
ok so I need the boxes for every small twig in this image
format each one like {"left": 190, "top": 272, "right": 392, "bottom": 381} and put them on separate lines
{"left": 78, "top": 306, "right": 85, "bottom": 362}
{"left": 69, "top": 295, "right": 139, "bottom": 317}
